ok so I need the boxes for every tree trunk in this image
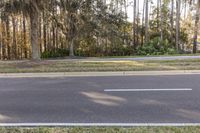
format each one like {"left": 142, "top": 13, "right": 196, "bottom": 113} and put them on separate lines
{"left": 43, "top": 11, "right": 47, "bottom": 52}
{"left": 2, "top": 22, "right": 6, "bottom": 60}
{"left": 193, "top": 0, "right": 200, "bottom": 54}
{"left": 157, "top": 0, "right": 159, "bottom": 31}
{"left": 68, "top": 13, "right": 76, "bottom": 57}
{"left": 0, "top": 34, "right": 1, "bottom": 60}
{"left": 12, "top": 16, "right": 17, "bottom": 59}
{"left": 160, "top": 0, "right": 163, "bottom": 41}
{"left": 170, "top": 0, "right": 174, "bottom": 44}
{"left": 141, "top": 0, "right": 145, "bottom": 46}
{"left": 176, "top": 0, "right": 181, "bottom": 52}
{"left": 69, "top": 38, "right": 74, "bottom": 57}
{"left": 123, "top": 0, "right": 128, "bottom": 46}
{"left": 145, "top": 0, "right": 149, "bottom": 43}
{"left": 23, "top": 14, "right": 28, "bottom": 59}
{"left": 136, "top": 0, "right": 139, "bottom": 46}
{"left": 6, "top": 17, "right": 11, "bottom": 60}
{"left": 184, "top": 0, "right": 187, "bottom": 20}
{"left": 30, "top": 12, "right": 40, "bottom": 60}
{"left": 39, "top": 16, "right": 42, "bottom": 54}
{"left": 0, "top": 33, "right": 1, "bottom": 60}
{"left": 133, "top": 0, "right": 136, "bottom": 47}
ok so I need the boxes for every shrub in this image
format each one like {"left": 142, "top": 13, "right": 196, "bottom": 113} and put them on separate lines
{"left": 41, "top": 49, "right": 69, "bottom": 58}
{"left": 136, "top": 37, "right": 177, "bottom": 56}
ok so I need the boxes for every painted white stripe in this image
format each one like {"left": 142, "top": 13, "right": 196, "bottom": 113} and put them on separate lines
{"left": 0, "top": 123, "right": 200, "bottom": 127}
{"left": 104, "top": 88, "right": 193, "bottom": 92}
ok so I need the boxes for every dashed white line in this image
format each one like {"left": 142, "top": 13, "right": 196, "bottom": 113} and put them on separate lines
{"left": 104, "top": 88, "right": 193, "bottom": 92}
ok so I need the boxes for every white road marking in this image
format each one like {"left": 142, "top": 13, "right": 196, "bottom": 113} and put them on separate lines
{"left": 104, "top": 88, "right": 193, "bottom": 92}
{"left": 0, "top": 123, "right": 200, "bottom": 127}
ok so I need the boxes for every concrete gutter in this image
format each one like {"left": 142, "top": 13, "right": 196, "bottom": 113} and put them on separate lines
{"left": 0, "top": 70, "right": 200, "bottom": 78}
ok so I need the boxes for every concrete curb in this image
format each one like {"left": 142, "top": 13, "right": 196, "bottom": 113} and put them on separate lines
{"left": 1, "top": 123, "right": 200, "bottom": 127}
{"left": 0, "top": 70, "right": 200, "bottom": 78}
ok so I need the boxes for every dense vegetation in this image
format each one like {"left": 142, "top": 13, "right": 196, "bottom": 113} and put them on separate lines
{"left": 0, "top": 0, "right": 199, "bottom": 60}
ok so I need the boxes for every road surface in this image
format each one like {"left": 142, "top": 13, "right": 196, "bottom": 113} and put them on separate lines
{"left": 0, "top": 75, "right": 200, "bottom": 125}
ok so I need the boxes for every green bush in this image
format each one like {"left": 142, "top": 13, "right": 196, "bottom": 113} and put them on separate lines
{"left": 166, "top": 48, "right": 177, "bottom": 54}
{"left": 137, "top": 37, "right": 177, "bottom": 56}
{"left": 41, "top": 49, "right": 69, "bottom": 58}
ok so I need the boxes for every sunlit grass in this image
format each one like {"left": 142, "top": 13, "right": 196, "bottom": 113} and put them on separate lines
{"left": 0, "top": 59, "right": 200, "bottom": 73}
{"left": 101, "top": 53, "right": 200, "bottom": 58}
{"left": 0, "top": 127, "right": 200, "bottom": 133}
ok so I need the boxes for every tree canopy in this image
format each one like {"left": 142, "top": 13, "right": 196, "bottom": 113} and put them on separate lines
{"left": 0, "top": 0, "right": 199, "bottom": 60}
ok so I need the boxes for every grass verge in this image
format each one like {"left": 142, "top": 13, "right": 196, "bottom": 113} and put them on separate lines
{"left": 0, "top": 127, "right": 200, "bottom": 133}
{"left": 0, "top": 59, "right": 200, "bottom": 73}
{"left": 100, "top": 53, "right": 200, "bottom": 58}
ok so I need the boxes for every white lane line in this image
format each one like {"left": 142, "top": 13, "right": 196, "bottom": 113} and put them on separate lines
{"left": 104, "top": 88, "right": 193, "bottom": 92}
{"left": 0, "top": 123, "right": 200, "bottom": 127}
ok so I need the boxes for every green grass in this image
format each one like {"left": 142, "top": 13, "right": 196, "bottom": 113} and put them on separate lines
{"left": 100, "top": 53, "right": 200, "bottom": 58}
{"left": 0, "top": 127, "right": 200, "bottom": 133}
{"left": 0, "top": 59, "right": 200, "bottom": 73}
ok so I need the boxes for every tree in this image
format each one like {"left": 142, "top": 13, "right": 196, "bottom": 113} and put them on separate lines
{"left": 170, "top": 0, "right": 174, "bottom": 43}
{"left": 193, "top": 0, "right": 200, "bottom": 53}
{"left": 160, "top": 0, "right": 163, "bottom": 41}
{"left": 55, "top": 0, "right": 84, "bottom": 57}
{"left": 0, "top": 0, "right": 198, "bottom": 59}
{"left": 145, "top": 0, "right": 149, "bottom": 43}
{"left": 176, "top": 0, "right": 181, "bottom": 52}
{"left": 1, "top": 0, "right": 48, "bottom": 60}
{"left": 133, "top": 0, "right": 136, "bottom": 47}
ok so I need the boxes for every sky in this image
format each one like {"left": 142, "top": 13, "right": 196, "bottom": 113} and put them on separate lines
{"left": 127, "top": 0, "right": 145, "bottom": 22}
{"left": 127, "top": 0, "right": 192, "bottom": 22}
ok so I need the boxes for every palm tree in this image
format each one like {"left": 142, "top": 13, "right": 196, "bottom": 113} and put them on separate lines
{"left": 1, "top": 0, "right": 48, "bottom": 60}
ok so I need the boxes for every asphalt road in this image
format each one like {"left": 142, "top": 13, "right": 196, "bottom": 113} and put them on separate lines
{"left": 0, "top": 75, "right": 200, "bottom": 124}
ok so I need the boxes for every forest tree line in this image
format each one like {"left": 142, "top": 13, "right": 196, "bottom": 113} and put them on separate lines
{"left": 0, "top": 0, "right": 199, "bottom": 60}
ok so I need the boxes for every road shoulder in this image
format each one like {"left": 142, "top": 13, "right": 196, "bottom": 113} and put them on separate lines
{"left": 1, "top": 70, "right": 200, "bottom": 78}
